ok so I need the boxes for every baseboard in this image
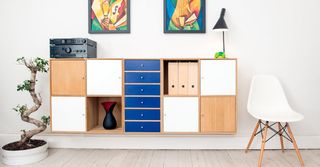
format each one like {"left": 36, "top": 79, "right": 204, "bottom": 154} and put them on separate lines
{"left": 1, "top": 133, "right": 319, "bottom": 149}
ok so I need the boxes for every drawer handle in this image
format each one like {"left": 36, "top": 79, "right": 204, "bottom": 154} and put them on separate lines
{"left": 140, "top": 76, "right": 144, "bottom": 79}
{"left": 140, "top": 126, "right": 144, "bottom": 129}
{"left": 140, "top": 64, "right": 144, "bottom": 67}
{"left": 191, "top": 85, "right": 195, "bottom": 88}
{"left": 140, "top": 101, "right": 144, "bottom": 104}
{"left": 140, "top": 114, "right": 144, "bottom": 117}
{"left": 171, "top": 85, "right": 175, "bottom": 88}
{"left": 182, "top": 85, "right": 185, "bottom": 88}
{"left": 140, "top": 88, "right": 144, "bottom": 92}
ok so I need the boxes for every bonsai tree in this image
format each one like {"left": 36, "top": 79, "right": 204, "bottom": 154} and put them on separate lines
{"left": 7, "top": 57, "right": 50, "bottom": 150}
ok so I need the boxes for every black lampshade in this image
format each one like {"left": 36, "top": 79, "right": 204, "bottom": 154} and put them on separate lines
{"left": 213, "top": 8, "right": 228, "bottom": 31}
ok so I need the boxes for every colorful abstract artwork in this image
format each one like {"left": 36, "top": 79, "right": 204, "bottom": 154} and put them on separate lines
{"left": 164, "top": 0, "right": 206, "bottom": 33}
{"left": 89, "top": 0, "right": 130, "bottom": 33}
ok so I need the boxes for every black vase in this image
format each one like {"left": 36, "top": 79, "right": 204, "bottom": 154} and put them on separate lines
{"left": 101, "top": 101, "right": 117, "bottom": 129}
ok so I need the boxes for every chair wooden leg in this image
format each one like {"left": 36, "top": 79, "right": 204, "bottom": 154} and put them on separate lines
{"left": 258, "top": 121, "right": 268, "bottom": 167}
{"left": 245, "top": 120, "right": 261, "bottom": 153}
{"left": 286, "top": 123, "right": 304, "bottom": 166}
{"left": 278, "top": 122, "right": 285, "bottom": 153}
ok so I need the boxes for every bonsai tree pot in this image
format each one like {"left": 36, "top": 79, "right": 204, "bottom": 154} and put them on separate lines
{"left": 1, "top": 140, "right": 48, "bottom": 165}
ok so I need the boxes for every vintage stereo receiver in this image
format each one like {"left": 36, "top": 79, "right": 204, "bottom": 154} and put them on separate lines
{"left": 50, "top": 38, "right": 97, "bottom": 58}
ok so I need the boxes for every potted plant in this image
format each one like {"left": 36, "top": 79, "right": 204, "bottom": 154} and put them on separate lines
{"left": 1, "top": 57, "right": 50, "bottom": 165}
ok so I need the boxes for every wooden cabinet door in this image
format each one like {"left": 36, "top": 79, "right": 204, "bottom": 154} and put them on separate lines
{"left": 51, "top": 60, "right": 86, "bottom": 96}
{"left": 200, "top": 96, "right": 236, "bottom": 133}
{"left": 200, "top": 60, "right": 236, "bottom": 95}
{"left": 168, "top": 62, "right": 179, "bottom": 95}
{"left": 87, "top": 60, "right": 122, "bottom": 95}
{"left": 164, "top": 97, "right": 199, "bottom": 132}
{"left": 51, "top": 96, "right": 86, "bottom": 132}
{"left": 188, "top": 62, "right": 198, "bottom": 95}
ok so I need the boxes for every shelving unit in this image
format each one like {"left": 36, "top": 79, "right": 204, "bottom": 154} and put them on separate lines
{"left": 50, "top": 58, "right": 237, "bottom": 135}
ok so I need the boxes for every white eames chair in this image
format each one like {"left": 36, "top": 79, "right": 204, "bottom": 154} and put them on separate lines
{"left": 245, "top": 75, "right": 304, "bottom": 167}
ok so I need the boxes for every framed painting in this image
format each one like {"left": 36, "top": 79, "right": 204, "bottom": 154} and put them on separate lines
{"left": 89, "top": 0, "right": 130, "bottom": 34}
{"left": 164, "top": 0, "right": 206, "bottom": 33}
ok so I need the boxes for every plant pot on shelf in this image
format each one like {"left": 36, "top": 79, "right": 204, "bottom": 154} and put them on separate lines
{"left": 215, "top": 52, "right": 226, "bottom": 59}
{"left": 1, "top": 140, "right": 48, "bottom": 166}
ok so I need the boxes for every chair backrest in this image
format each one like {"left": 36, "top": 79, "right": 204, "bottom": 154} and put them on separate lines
{"left": 247, "top": 75, "right": 291, "bottom": 115}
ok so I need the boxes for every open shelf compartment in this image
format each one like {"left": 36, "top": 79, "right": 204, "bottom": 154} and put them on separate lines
{"left": 86, "top": 97, "right": 123, "bottom": 134}
{"left": 163, "top": 59, "right": 199, "bottom": 96}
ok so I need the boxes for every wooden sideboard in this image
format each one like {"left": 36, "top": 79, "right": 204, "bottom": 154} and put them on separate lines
{"left": 50, "top": 58, "right": 237, "bottom": 134}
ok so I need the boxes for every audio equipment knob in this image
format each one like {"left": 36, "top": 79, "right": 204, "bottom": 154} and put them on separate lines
{"left": 65, "top": 47, "right": 72, "bottom": 53}
{"left": 82, "top": 39, "right": 87, "bottom": 44}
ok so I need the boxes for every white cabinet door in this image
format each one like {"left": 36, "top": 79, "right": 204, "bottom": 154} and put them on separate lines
{"left": 164, "top": 97, "right": 199, "bottom": 132}
{"left": 87, "top": 60, "right": 122, "bottom": 95}
{"left": 51, "top": 97, "right": 86, "bottom": 132}
{"left": 201, "top": 60, "right": 236, "bottom": 95}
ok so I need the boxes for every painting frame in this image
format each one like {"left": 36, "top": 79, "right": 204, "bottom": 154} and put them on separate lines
{"left": 164, "top": 0, "right": 206, "bottom": 33}
{"left": 88, "top": 0, "right": 130, "bottom": 34}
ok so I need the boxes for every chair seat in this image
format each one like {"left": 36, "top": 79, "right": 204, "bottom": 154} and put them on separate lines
{"left": 248, "top": 108, "right": 304, "bottom": 122}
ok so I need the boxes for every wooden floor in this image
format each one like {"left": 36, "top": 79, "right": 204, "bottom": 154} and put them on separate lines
{"left": 2, "top": 149, "right": 320, "bottom": 167}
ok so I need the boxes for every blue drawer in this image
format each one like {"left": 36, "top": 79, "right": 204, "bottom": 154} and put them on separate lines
{"left": 125, "top": 97, "right": 160, "bottom": 108}
{"left": 125, "top": 109, "right": 160, "bottom": 120}
{"left": 125, "top": 72, "right": 160, "bottom": 83}
{"left": 125, "top": 60, "right": 160, "bottom": 71}
{"left": 125, "top": 122, "right": 160, "bottom": 132}
{"left": 125, "top": 85, "right": 160, "bottom": 95}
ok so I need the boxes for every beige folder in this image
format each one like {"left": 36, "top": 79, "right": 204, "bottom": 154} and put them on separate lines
{"left": 168, "top": 62, "right": 179, "bottom": 95}
{"left": 188, "top": 62, "right": 198, "bottom": 95}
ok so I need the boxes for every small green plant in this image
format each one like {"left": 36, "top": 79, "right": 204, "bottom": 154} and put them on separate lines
{"left": 214, "top": 52, "right": 226, "bottom": 59}
{"left": 13, "top": 57, "right": 50, "bottom": 148}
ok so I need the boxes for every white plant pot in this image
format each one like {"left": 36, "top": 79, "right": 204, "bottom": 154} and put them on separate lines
{"left": 1, "top": 142, "right": 48, "bottom": 166}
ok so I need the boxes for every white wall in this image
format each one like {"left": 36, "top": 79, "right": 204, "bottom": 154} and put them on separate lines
{"left": 1, "top": 0, "right": 320, "bottom": 149}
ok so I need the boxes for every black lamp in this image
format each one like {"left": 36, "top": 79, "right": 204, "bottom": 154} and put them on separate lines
{"left": 213, "top": 8, "right": 228, "bottom": 53}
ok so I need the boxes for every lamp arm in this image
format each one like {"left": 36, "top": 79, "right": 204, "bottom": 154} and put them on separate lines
{"left": 223, "top": 31, "right": 225, "bottom": 53}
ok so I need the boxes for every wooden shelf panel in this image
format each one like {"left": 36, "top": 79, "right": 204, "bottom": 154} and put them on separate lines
{"left": 87, "top": 126, "right": 124, "bottom": 134}
{"left": 125, "top": 120, "right": 160, "bottom": 122}
{"left": 163, "top": 95, "right": 199, "bottom": 97}
{"left": 87, "top": 95, "right": 122, "bottom": 97}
